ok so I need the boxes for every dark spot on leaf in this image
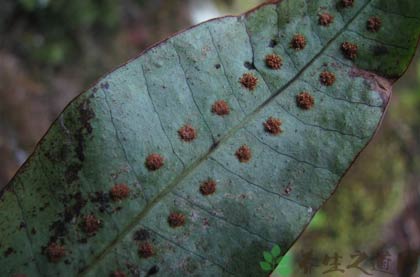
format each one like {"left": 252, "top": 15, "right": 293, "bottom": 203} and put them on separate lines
{"left": 4, "top": 247, "right": 15, "bottom": 257}
{"left": 320, "top": 71, "right": 336, "bottom": 86}
{"left": 318, "top": 13, "right": 334, "bottom": 26}
{"left": 215, "top": 64, "right": 221, "bottom": 69}
{"left": 263, "top": 117, "right": 283, "bottom": 135}
{"left": 291, "top": 34, "right": 306, "bottom": 50}
{"left": 49, "top": 192, "right": 87, "bottom": 241}
{"left": 244, "top": 61, "right": 256, "bottom": 70}
{"left": 269, "top": 39, "right": 278, "bottom": 48}
{"left": 178, "top": 124, "right": 197, "bottom": 142}
{"left": 145, "top": 154, "right": 164, "bottom": 171}
{"left": 45, "top": 242, "right": 66, "bottom": 263}
{"left": 31, "top": 228, "right": 37, "bottom": 235}
{"left": 78, "top": 99, "right": 95, "bottom": 135}
{"left": 74, "top": 98, "right": 95, "bottom": 162}
{"left": 19, "top": 221, "right": 26, "bottom": 229}
{"left": 367, "top": 16, "right": 382, "bottom": 32}
{"left": 110, "top": 184, "right": 130, "bottom": 201}
{"left": 90, "top": 191, "right": 111, "bottom": 213}
{"left": 168, "top": 212, "right": 186, "bottom": 228}
{"left": 78, "top": 238, "right": 88, "bottom": 244}
{"left": 341, "top": 42, "right": 358, "bottom": 60}
{"left": 235, "top": 145, "right": 252, "bottom": 163}
{"left": 82, "top": 214, "right": 101, "bottom": 235}
{"left": 134, "top": 229, "right": 150, "bottom": 241}
{"left": 100, "top": 82, "right": 109, "bottom": 90}
{"left": 146, "top": 265, "right": 159, "bottom": 276}
{"left": 240, "top": 73, "right": 258, "bottom": 90}
{"left": 138, "top": 242, "right": 154, "bottom": 258}
{"left": 200, "top": 179, "right": 217, "bottom": 196}
{"left": 373, "top": 45, "right": 389, "bottom": 56}
{"left": 265, "top": 54, "right": 283, "bottom": 70}
{"left": 212, "top": 100, "right": 230, "bottom": 116}
{"left": 65, "top": 163, "right": 82, "bottom": 184}
{"left": 296, "top": 92, "right": 315, "bottom": 110}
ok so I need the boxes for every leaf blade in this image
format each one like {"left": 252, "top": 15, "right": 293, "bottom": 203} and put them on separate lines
{"left": 1, "top": 0, "right": 419, "bottom": 276}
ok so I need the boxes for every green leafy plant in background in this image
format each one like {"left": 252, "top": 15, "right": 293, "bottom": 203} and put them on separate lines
{"left": 1, "top": 0, "right": 420, "bottom": 276}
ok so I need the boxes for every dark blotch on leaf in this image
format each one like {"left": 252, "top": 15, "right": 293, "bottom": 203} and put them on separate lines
{"left": 145, "top": 153, "right": 164, "bottom": 171}
{"left": 4, "top": 247, "right": 15, "bottom": 257}
{"left": 178, "top": 124, "right": 197, "bottom": 142}
{"left": 341, "top": 42, "right": 358, "bottom": 60}
{"left": 134, "top": 229, "right": 150, "bottom": 241}
{"left": 265, "top": 54, "right": 283, "bottom": 70}
{"left": 168, "top": 212, "right": 186, "bottom": 228}
{"left": 65, "top": 163, "right": 82, "bottom": 184}
{"left": 240, "top": 73, "right": 258, "bottom": 90}
{"left": 244, "top": 61, "right": 256, "bottom": 70}
{"left": 319, "top": 13, "right": 334, "bottom": 26}
{"left": 296, "top": 92, "right": 315, "bottom": 110}
{"left": 200, "top": 179, "right": 217, "bottom": 196}
{"left": 367, "top": 16, "right": 382, "bottom": 32}
{"left": 320, "top": 71, "right": 336, "bottom": 86}
{"left": 46, "top": 242, "right": 66, "bottom": 263}
{"left": 147, "top": 265, "right": 160, "bottom": 276}
{"left": 263, "top": 117, "right": 282, "bottom": 135}
{"left": 139, "top": 242, "right": 154, "bottom": 258}
{"left": 235, "top": 145, "right": 252, "bottom": 163}
{"left": 291, "top": 34, "right": 307, "bottom": 50}
{"left": 269, "top": 39, "right": 278, "bottom": 48}
{"left": 373, "top": 45, "right": 389, "bottom": 56}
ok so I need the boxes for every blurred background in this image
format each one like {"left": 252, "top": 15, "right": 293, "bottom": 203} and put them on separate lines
{"left": 0, "top": 0, "right": 419, "bottom": 276}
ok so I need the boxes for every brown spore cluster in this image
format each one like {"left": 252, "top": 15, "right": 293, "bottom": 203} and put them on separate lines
{"left": 138, "top": 242, "right": 154, "bottom": 258}
{"left": 235, "top": 145, "right": 252, "bottom": 163}
{"left": 212, "top": 100, "right": 230, "bottom": 116}
{"left": 46, "top": 243, "right": 66, "bottom": 263}
{"left": 367, "top": 16, "right": 382, "bottom": 32}
{"left": 263, "top": 117, "right": 282, "bottom": 135}
{"left": 265, "top": 54, "right": 283, "bottom": 69}
{"left": 178, "top": 124, "right": 197, "bottom": 142}
{"left": 341, "top": 0, "right": 354, "bottom": 7}
{"left": 110, "top": 184, "right": 130, "bottom": 201}
{"left": 291, "top": 34, "right": 307, "bottom": 50}
{"left": 320, "top": 71, "right": 336, "bottom": 86}
{"left": 296, "top": 92, "right": 315, "bottom": 110}
{"left": 240, "top": 73, "right": 258, "bottom": 90}
{"left": 83, "top": 214, "right": 101, "bottom": 235}
{"left": 200, "top": 179, "right": 217, "bottom": 196}
{"left": 145, "top": 153, "right": 164, "bottom": 171}
{"left": 319, "top": 13, "right": 334, "bottom": 26}
{"left": 168, "top": 212, "right": 186, "bottom": 228}
{"left": 341, "top": 42, "right": 358, "bottom": 60}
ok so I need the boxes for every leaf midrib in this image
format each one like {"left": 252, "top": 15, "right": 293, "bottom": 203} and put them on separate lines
{"left": 79, "top": 1, "right": 373, "bottom": 274}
